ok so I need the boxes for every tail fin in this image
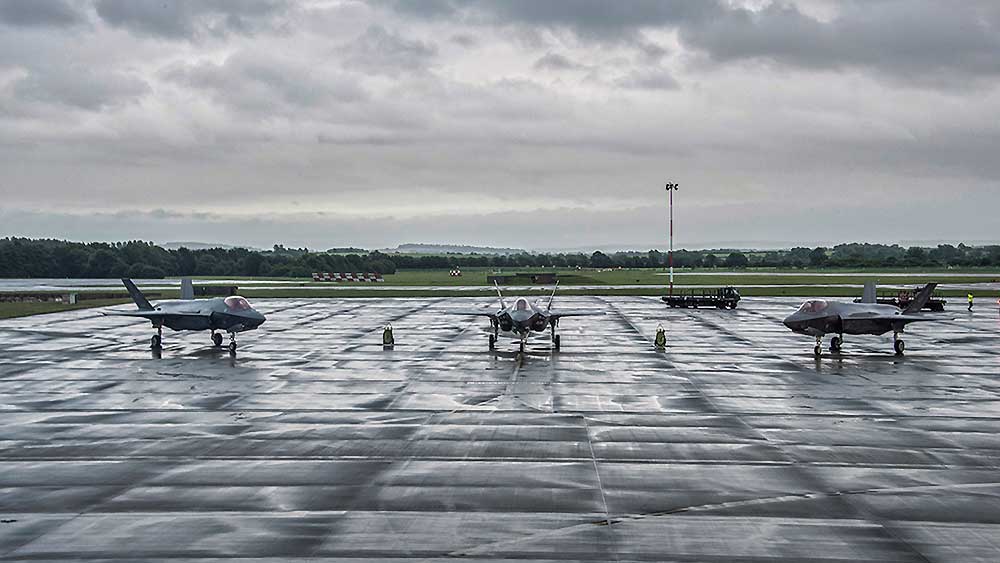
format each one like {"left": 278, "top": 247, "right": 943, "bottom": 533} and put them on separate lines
{"left": 180, "top": 278, "right": 194, "bottom": 300}
{"left": 546, "top": 281, "right": 560, "bottom": 311}
{"left": 494, "top": 281, "right": 507, "bottom": 309}
{"left": 903, "top": 283, "right": 938, "bottom": 314}
{"left": 121, "top": 278, "right": 153, "bottom": 311}
{"left": 861, "top": 281, "right": 877, "bottom": 304}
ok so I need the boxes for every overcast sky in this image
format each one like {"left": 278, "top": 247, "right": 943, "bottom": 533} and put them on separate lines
{"left": 1, "top": 0, "right": 999, "bottom": 250}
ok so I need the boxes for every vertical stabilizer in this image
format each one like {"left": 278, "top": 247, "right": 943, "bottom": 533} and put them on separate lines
{"left": 180, "top": 278, "right": 194, "bottom": 300}
{"left": 494, "top": 281, "right": 507, "bottom": 309}
{"left": 861, "top": 281, "right": 877, "bottom": 304}
{"left": 121, "top": 279, "right": 153, "bottom": 311}
{"left": 546, "top": 281, "right": 560, "bottom": 311}
{"left": 903, "top": 283, "right": 938, "bottom": 314}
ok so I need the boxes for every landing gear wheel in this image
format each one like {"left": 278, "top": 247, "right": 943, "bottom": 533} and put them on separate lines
{"left": 151, "top": 334, "right": 162, "bottom": 349}
{"left": 488, "top": 334, "right": 496, "bottom": 350}
{"left": 228, "top": 341, "right": 237, "bottom": 355}
{"left": 553, "top": 334, "right": 561, "bottom": 351}
{"left": 894, "top": 339, "right": 905, "bottom": 356}
{"left": 212, "top": 332, "right": 223, "bottom": 347}
{"left": 830, "top": 336, "right": 842, "bottom": 353}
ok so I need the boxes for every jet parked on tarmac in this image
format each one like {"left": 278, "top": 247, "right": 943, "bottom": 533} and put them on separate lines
{"left": 456, "top": 282, "right": 602, "bottom": 353}
{"left": 112, "top": 278, "right": 266, "bottom": 354}
{"left": 783, "top": 282, "right": 938, "bottom": 356}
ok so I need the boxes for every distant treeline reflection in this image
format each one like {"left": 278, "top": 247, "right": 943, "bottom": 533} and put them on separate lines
{"left": 2, "top": 238, "right": 999, "bottom": 278}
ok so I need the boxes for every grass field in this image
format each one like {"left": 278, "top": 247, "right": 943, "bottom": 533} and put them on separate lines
{"left": 195, "top": 268, "right": 1000, "bottom": 288}
{"left": 0, "top": 299, "right": 131, "bottom": 320}
{"left": 1, "top": 268, "right": 997, "bottom": 319}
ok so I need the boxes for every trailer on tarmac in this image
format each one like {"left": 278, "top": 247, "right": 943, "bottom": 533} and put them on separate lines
{"left": 662, "top": 287, "right": 741, "bottom": 309}
{"left": 853, "top": 287, "right": 947, "bottom": 311}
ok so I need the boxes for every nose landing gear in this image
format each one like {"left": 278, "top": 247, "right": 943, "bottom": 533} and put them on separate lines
{"left": 382, "top": 323, "right": 395, "bottom": 348}
{"left": 830, "top": 335, "right": 843, "bottom": 353}
{"left": 228, "top": 332, "right": 237, "bottom": 355}
{"left": 151, "top": 326, "right": 162, "bottom": 349}
{"left": 893, "top": 332, "right": 905, "bottom": 356}
{"left": 813, "top": 336, "right": 822, "bottom": 357}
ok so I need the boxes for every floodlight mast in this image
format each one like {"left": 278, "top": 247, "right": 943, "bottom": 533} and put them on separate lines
{"left": 666, "top": 183, "right": 679, "bottom": 296}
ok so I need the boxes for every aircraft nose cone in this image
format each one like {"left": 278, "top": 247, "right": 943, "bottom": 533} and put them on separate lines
{"left": 246, "top": 310, "right": 266, "bottom": 327}
{"left": 783, "top": 314, "right": 799, "bottom": 331}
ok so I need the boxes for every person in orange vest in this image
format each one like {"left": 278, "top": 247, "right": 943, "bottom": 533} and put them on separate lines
{"left": 968, "top": 293, "right": 974, "bottom": 312}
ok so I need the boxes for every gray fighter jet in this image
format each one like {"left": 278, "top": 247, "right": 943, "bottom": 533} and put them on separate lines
{"left": 111, "top": 278, "right": 266, "bottom": 354}
{"left": 783, "top": 282, "right": 938, "bottom": 356}
{"left": 457, "top": 283, "right": 602, "bottom": 353}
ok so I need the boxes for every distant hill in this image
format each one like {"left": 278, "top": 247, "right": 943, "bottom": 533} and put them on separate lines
{"left": 382, "top": 243, "right": 527, "bottom": 255}
{"left": 161, "top": 241, "right": 251, "bottom": 251}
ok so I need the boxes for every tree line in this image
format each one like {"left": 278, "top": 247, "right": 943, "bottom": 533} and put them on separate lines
{"left": 1, "top": 238, "right": 999, "bottom": 279}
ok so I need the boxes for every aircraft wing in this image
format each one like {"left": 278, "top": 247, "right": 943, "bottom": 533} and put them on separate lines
{"left": 548, "top": 310, "right": 606, "bottom": 319}
{"left": 448, "top": 311, "right": 499, "bottom": 318}
{"left": 104, "top": 310, "right": 207, "bottom": 320}
{"left": 841, "top": 312, "right": 936, "bottom": 325}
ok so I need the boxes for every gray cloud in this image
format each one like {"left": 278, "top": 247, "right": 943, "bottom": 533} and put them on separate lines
{"left": 11, "top": 65, "right": 150, "bottom": 111}
{"left": 0, "top": 0, "right": 998, "bottom": 249}
{"left": 380, "top": 0, "right": 1000, "bottom": 86}
{"left": 680, "top": 1, "right": 1000, "bottom": 84}
{"left": 380, "top": 0, "right": 719, "bottom": 38}
{"left": 163, "top": 51, "right": 367, "bottom": 113}
{"left": 533, "top": 52, "right": 585, "bottom": 72}
{"left": 339, "top": 25, "right": 438, "bottom": 77}
{"left": 94, "top": 0, "right": 291, "bottom": 39}
{"left": 614, "top": 68, "right": 680, "bottom": 91}
{"left": 0, "top": 0, "right": 85, "bottom": 28}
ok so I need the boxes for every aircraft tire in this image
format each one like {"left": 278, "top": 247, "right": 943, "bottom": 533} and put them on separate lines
{"left": 553, "top": 334, "right": 561, "bottom": 351}
{"left": 813, "top": 345, "right": 821, "bottom": 357}
{"left": 228, "top": 341, "right": 237, "bottom": 355}
{"left": 894, "top": 339, "right": 905, "bottom": 356}
{"left": 151, "top": 334, "right": 161, "bottom": 349}
{"left": 830, "top": 336, "right": 842, "bottom": 352}
{"left": 489, "top": 334, "right": 496, "bottom": 350}
{"left": 212, "top": 333, "right": 223, "bottom": 347}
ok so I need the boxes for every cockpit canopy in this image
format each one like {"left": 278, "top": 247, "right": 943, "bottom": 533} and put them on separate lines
{"left": 797, "top": 299, "right": 829, "bottom": 314}
{"left": 224, "top": 296, "right": 253, "bottom": 311}
{"left": 515, "top": 298, "right": 529, "bottom": 311}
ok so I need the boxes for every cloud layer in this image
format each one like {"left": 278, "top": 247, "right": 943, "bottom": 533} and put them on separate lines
{"left": 1, "top": 0, "right": 998, "bottom": 249}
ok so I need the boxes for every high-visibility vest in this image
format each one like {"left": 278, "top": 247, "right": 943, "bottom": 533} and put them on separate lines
{"left": 968, "top": 294, "right": 974, "bottom": 302}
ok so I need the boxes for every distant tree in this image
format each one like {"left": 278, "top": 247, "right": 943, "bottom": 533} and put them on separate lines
{"left": 589, "top": 251, "right": 613, "bottom": 268}
{"left": 724, "top": 252, "right": 750, "bottom": 269}
{"left": 809, "top": 247, "right": 828, "bottom": 267}
{"left": 702, "top": 254, "right": 719, "bottom": 268}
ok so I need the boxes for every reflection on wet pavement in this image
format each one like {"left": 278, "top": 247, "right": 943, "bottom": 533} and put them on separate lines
{"left": 0, "top": 296, "right": 998, "bottom": 561}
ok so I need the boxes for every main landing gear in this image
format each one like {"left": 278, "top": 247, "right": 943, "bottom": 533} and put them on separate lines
{"left": 151, "top": 326, "right": 162, "bottom": 349}
{"left": 212, "top": 331, "right": 223, "bottom": 347}
{"left": 893, "top": 332, "right": 905, "bottom": 356}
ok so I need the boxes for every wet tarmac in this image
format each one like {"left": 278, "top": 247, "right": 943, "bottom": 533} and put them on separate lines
{"left": 0, "top": 296, "right": 998, "bottom": 562}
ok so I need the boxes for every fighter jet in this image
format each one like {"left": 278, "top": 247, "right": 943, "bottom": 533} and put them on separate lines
{"left": 783, "top": 282, "right": 938, "bottom": 356}
{"left": 111, "top": 278, "right": 266, "bottom": 354}
{"left": 456, "top": 282, "right": 602, "bottom": 353}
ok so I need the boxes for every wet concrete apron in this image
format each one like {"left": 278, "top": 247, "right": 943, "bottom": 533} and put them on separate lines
{"left": 0, "top": 297, "right": 998, "bottom": 561}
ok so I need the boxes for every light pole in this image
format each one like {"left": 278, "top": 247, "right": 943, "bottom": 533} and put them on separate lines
{"left": 665, "top": 183, "right": 679, "bottom": 295}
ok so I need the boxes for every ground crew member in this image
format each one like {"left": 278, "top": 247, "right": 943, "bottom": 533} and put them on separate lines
{"left": 968, "top": 293, "right": 974, "bottom": 311}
